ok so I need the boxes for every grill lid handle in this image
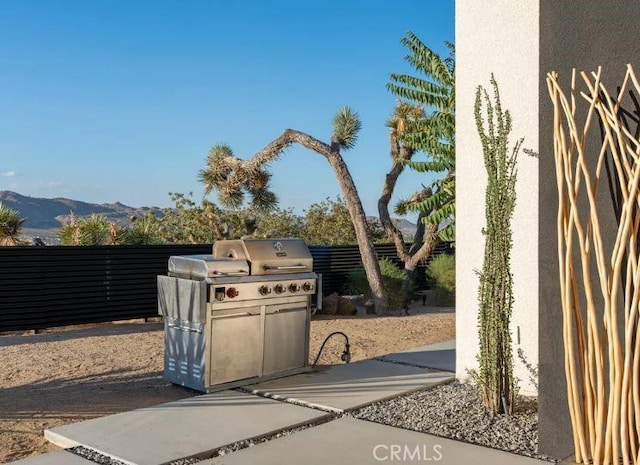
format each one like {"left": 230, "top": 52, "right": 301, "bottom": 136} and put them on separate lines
{"left": 211, "top": 270, "right": 249, "bottom": 276}
{"left": 263, "top": 264, "right": 309, "bottom": 271}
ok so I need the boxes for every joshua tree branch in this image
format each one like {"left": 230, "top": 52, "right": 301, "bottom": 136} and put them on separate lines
{"left": 378, "top": 144, "right": 415, "bottom": 263}
{"left": 244, "top": 128, "right": 390, "bottom": 314}
{"left": 407, "top": 209, "right": 428, "bottom": 256}
{"left": 248, "top": 129, "right": 333, "bottom": 169}
{"left": 406, "top": 221, "right": 438, "bottom": 269}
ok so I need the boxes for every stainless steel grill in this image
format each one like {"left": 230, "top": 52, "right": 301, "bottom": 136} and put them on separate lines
{"left": 157, "top": 238, "right": 316, "bottom": 392}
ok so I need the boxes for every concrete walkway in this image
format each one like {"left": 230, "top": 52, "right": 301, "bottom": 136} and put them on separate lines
{"left": 376, "top": 339, "right": 456, "bottom": 372}
{"left": 9, "top": 339, "right": 552, "bottom": 465}
{"left": 45, "top": 390, "right": 329, "bottom": 465}
{"left": 244, "top": 359, "right": 452, "bottom": 412}
{"left": 202, "top": 417, "right": 546, "bottom": 465}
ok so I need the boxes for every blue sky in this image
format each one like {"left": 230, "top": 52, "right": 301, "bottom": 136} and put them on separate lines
{"left": 0, "top": 0, "right": 454, "bottom": 218}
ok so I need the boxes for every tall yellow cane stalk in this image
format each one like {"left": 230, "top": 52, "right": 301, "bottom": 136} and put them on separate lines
{"left": 547, "top": 65, "right": 640, "bottom": 464}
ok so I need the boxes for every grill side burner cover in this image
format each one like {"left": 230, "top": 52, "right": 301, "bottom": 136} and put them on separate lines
{"left": 213, "top": 239, "right": 313, "bottom": 275}
{"left": 168, "top": 255, "right": 249, "bottom": 280}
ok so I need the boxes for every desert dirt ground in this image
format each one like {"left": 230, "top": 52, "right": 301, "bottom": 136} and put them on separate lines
{"left": 0, "top": 303, "right": 454, "bottom": 463}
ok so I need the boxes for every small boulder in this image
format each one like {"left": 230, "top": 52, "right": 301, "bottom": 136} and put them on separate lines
{"left": 320, "top": 292, "right": 339, "bottom": 315}
{"left": 337, "top": 296, "right": 356, "bottom": 315}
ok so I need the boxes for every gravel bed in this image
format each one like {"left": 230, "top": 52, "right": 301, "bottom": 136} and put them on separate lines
{"left": 70, "top": 446, "right": 127, "bottom": 465}
{"left": 350, "top": 381, "right": 559, "bottom": 462}
{"left": 168, "top": 417, "right": 336, "bottom": 465}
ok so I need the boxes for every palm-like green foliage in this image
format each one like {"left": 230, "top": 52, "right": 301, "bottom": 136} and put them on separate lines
{"left": 387, "top": 102, "right": 425, "bottom": 148}
{"left": 0, "top": 201, "right": 26, "bottom": 246}
{"left": 198, "top": 143, "right": 278, "bottom": 211}
{"left": 388, "top": 32, "right": 455, "bottom": 242}
{"left": 332, "top": 106, "right": 362, "bottom": 150}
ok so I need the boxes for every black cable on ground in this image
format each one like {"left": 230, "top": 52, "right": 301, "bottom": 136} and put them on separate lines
{"left": 312, "top": 331, "right": 351, "bottom": 366}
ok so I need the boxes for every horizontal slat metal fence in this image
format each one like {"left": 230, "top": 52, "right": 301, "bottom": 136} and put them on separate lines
{"left": 313, "top": 242, "right": 453, "bottom": 296}
{"left": 0, "top": 242, "right": 452, "bottom": 331}
{"left": 0, "top": 245, "right": 211, "bottom": 331}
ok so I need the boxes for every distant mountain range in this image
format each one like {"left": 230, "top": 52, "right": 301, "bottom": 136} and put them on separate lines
{"left": 0, "top": 191, "right": 158, "bottom": 243}
{"left": 0, "top": 191, "right": 156, "bottom": 229}
{"left": 0, "top": 190, "right": 417, "bottom": 244}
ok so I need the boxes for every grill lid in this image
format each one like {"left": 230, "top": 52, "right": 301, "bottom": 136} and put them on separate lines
{"left": 168, "top": 255, "right": 249, "bottom": 280}
{"left": 213, "top": 238, "right": 313, "bottom": 275}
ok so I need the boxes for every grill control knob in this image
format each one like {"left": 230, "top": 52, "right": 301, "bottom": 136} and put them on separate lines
{"left": 289, "top": 283, "right": 301, "bottom": 293}
{"left": 274, "top": 284, "right": 286, "bottom": 294}
{"left": 302, "top": 282, "right": 314, "bottom": 292}
{"left": 258, "top": 285, "right": 272, "bottom": 296}
{"left": 226, "top": 287, "right": 239, "bottom": 298}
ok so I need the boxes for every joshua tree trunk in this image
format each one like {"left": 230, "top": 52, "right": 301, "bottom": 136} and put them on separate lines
{"left": 247, "top": 129, "right": 389, "bottom": 315}
{"left": 378, "top": 143, "right": 439, "bottom": 307}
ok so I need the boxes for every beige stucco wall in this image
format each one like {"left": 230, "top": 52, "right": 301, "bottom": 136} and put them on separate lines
{"left": 455, "top": 0, "right": 539, "bottom": 394}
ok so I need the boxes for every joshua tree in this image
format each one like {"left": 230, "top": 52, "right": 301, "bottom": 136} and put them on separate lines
{"left": 0, "top": 201, "right": 26, "bottom": 246}
{"left": 199, "top": 107, "right": 389, "bottom": 314}
{"left": 378, "top": 33, "right": 455, "bottom": 303}
{"left": 58, "top": 213, "right": 126, "bottom": 245}
{"left": 127, "top": 213, "right": 164, "bottom": 245}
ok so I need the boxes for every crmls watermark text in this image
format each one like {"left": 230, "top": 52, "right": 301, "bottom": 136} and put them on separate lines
{"left": 373, "top": 444, "right": 443, "bottom": 462}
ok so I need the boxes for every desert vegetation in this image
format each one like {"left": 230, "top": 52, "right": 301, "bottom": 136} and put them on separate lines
{"left": 5, "top": 31, "right": 456, "bottom": 317}
{"left": 473, "top": 76, "right": 522, "bottom": 415}
{"left": 0, "top": 201, "right": 26, "bottom": 246}
{"left": 380, "top": 33, "right": 455, "bottom": 306}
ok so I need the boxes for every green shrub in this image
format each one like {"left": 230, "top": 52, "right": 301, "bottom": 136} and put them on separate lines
{"left": 58, "top": 213, "right": 123, "bottom": 245}
{"left": 426, "top": 254, "right": 455, "bottom": 300}
{"left": 126, "top": 214, "right": 164, "bottom": 245}
{"left": 345, "top": 258, "right": 405, "bottom": 309}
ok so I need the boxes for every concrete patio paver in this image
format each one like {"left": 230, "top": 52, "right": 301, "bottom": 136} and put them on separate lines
{"left": 7, "top": 451, "right": 95, "bottom": 465}
{"left": 32, "top": 342, "right": 557, "bottom": 465}
{"left": 376, "top": 338, "right": 456, "bottom": 372}
{"left": 44, "top": 390, "right": 329, "bottom": 465}
{"left": 244, "top": 359, "right": 453, "bottom": 412}
{"left": 201, "top": 416, "right": 547, "bottom": 465}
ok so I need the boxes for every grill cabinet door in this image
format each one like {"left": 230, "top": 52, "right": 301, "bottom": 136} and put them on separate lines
{"left": 209, "top": 307, "right": 262, "bottom": 385}
{"left": 263, "top": 301, "right": 308, "bottom": 375}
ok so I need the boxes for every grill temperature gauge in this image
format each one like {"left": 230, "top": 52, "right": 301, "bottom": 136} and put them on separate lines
{"left": 274, "top": 284, "right": 286, "bottom": 294}
{"left": 258, "top": 285, "right": 272, "bottom": 296}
